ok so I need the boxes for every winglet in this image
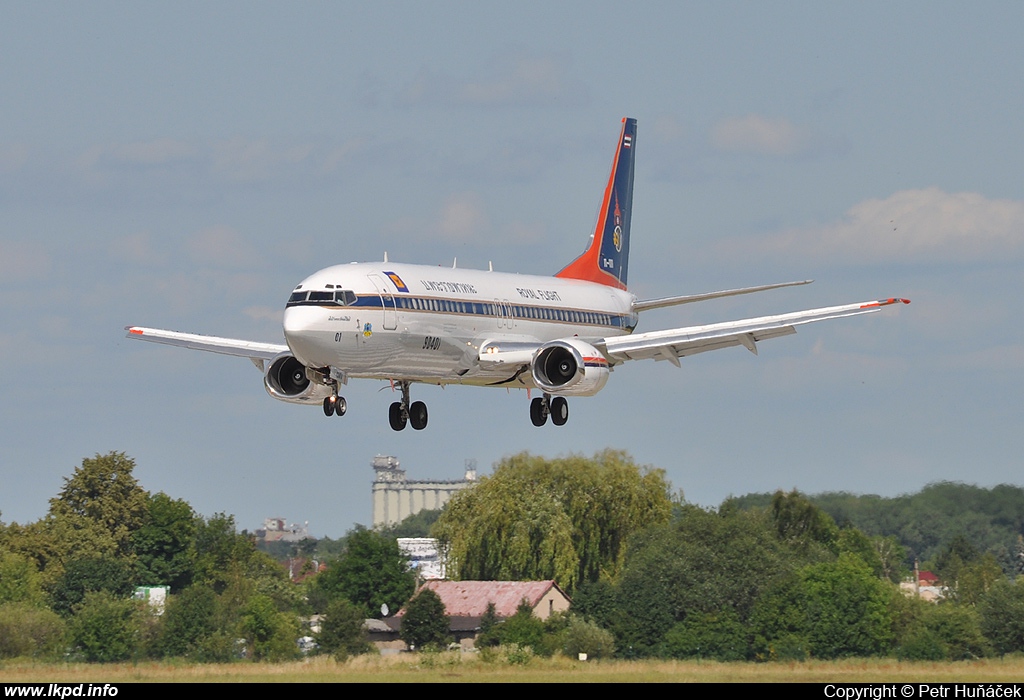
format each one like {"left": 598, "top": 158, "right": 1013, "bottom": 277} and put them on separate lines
{"left": 859, "top": 298, "right": 911, "bottom": 308}
{"left": 556, "top": 117, "right": 637, "bottom": 290}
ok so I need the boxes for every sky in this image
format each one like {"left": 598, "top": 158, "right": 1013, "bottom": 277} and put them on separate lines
{"left": 2, "top": 2, "right": 1022, "bottom": 537}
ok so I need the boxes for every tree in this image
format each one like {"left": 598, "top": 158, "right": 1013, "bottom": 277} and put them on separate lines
{"left": 771, "top": 489, "right": 839, "bottom": 556}
{"left": 400, "top": 588, "right": 450, "bottom": 650}
{"left": 664, "top": 609, "right": 747, "bottom": 661}
{"left": 558, "top": 614, "right": 615, "bottom": 659}
{"left": 476, "top": 601, "right": 500, "bottom": 648}
{"left": 48, "top": 452, "right": 148, "bottom": 561}
{"left": 157, "top": 585, "right": 218, "bottom": 659}
{"left": 313, "top": 526, "right": 415, "bottom": 617}
{"left": 0, "top": 550, "right": 45, "bottom": 606}
{"left": 381, "top": 509, "right": 443, "bottom": 539}
{"left": 240, "top": 594, "right": 301, "bottom": 662}
{"left": 50, "top": 555, "right": 136, "bottom": 617}
{"left": 797, "top": 554, "right": 896, "bottom": 658}
{"left": 978, "top": 579, "right": 1024, "bottom": 655}
{"left": 70, "top": 591, "right": 142, "bottom": 662}
{"left": 133, "top": 492, "right": 197, "bottom": 592}
{"left": 496, "top": 598, "right": 546, "bottom": 653}
{"left": 615, "top": 504, "right": 791, "bottom": 656}
{"left": 433, "top": 451, "right": 673, "bottom": 592}
{"left": 191, "top": 512, "right": 256, "bottom": 593}
{"left": 0, "top": 603, "right": 66, "bottom": 659}
{"left": 316, "top": 597, "right": 371, "bottom": 660}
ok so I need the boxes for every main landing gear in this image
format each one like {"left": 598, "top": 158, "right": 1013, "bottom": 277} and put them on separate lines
{"left": 389, "top": 381, "right": 428, "bottom": 431}
{"left": 530, "top": 393, "right": 568, "bottom": 427}
{"left": 322, "top": 394, "right": 347, "bottom": 417}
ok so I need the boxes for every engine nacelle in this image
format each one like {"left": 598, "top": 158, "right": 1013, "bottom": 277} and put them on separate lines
{"left": 264, "top": 353, "right": 334, "bottom": 404}
{"left": 531, "top": 339, "right": 610, "bottom": 396}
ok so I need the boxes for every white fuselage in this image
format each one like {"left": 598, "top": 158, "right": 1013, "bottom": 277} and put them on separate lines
{"left": 282, "top": 262, "right": 638, "bottom": 388}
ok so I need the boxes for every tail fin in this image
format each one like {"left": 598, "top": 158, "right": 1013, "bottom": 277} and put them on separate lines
{"left": 556, "top": 117, "right": 637, "bottom": 290}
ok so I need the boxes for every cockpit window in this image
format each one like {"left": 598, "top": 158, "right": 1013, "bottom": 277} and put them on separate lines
{"left": 288, "top": 288, "right": 357, "bottom": 306}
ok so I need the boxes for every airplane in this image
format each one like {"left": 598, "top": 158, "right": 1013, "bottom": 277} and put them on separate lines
{"left": 126, "top": 117, "right": 908, "bottom": 431}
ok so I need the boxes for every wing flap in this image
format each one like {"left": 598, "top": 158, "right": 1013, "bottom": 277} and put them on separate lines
{"left": 124, "top": 326, "right": 287, "bottom": 362}
{"left": 599, "top": 298, "right": 909, "bottom": 364}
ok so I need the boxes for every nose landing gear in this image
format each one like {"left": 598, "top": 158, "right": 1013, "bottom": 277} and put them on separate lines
{"left": 322, "top": 394, "right": 347, "bottom": 417}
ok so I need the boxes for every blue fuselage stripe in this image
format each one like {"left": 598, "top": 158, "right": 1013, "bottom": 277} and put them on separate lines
{"left": 286, "top": 295, "right": 638, "bottom": 330}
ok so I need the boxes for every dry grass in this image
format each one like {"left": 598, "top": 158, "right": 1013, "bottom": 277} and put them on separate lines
{"left": 4, "top": 654, "right": 1024, "bottom": 683}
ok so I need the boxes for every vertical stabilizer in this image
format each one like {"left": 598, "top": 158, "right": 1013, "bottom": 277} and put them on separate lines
{"left": 556, "top": 117, "right": 637, "bottom": 290}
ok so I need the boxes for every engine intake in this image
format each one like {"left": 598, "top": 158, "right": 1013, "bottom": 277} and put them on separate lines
{"left": 531, "top": 339, "right": 610, "bottom": 396}
{"left": 264, "top": 354, "right": 333, "bottom": 404}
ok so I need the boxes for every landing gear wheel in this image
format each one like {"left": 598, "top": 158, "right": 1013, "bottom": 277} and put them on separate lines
{"left": 530, "top": 397, "right": 547, "bottom": 427}
{"left": 323, "top": 397, "right": 335, "bottom": 417}
{"left": 334, "top": 396, "right": 347, "bottom": 417}
{"left": 409, "top": 401, "right": 428, "bottom": 430}
{"left": 388, "top": 402, "right": 407, "bottom": 431}
{"left": 551, "top": 397, "right": 569, "bottom": 426}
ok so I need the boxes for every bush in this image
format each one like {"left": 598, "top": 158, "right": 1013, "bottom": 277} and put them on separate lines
{"left": 0, "top": 603, "right": 67, "bottom": 659}
{"left": 71, "top": 591, "right": 142, "bottom": 662}
{"left": 241, "top": 594, "right": 301, "bottom": 662}
{"left": 317, "top": 598, "right": 371, "bottom": 660}
{"left": 400, "top": 589, "right": 450, "bottom": 650}
{"left": 559, "top": 615, "right": 615, "bottom": 659}
{"left": 664, "top": 610, "right": 747, "bottom": 661}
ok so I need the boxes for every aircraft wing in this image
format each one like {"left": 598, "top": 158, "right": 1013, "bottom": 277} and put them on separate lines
{"left": 597, "top": 297, "right": 909, "bottom": 367}
{"left": 124, "top": 326, "right": 287, "bottom": 370}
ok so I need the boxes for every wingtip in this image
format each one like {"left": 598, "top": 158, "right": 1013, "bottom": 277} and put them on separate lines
{"left": 859, "top": 297, "right": 911, "bottom": 309}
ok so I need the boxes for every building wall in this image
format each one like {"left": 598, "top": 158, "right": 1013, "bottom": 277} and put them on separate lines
{"left": 371, "top": 455, "right": 476, "bottom": 528}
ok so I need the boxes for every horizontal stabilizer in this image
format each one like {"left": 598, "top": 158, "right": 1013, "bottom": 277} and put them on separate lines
{"left": 633, "top": 280, "right": 813, "bottom": 312}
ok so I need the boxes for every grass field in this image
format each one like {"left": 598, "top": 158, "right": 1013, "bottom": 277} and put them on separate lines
{"left": 3, "top": 653, "right": 1024, "bottom": 683}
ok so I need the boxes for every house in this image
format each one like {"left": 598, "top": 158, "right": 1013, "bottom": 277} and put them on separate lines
{"left": 900, "top": 569, "right": 944, "bottom": 602}
{"left": 390, "top": 580, "right": 571, "bottom": 650}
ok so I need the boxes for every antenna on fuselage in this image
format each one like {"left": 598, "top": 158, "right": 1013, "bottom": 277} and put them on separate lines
{"left": 384, "top": 251, "right": 388, "bottom": 262}
{"left": 488, "top": 261, "right": 493, "bottom": 272}
{"left": 453, "top": 257, "right": 457, "bottom": 269}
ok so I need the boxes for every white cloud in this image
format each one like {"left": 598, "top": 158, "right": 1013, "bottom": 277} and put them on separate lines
{"left": 211, "top": 138, "right": 313, "bottom": 182}
{"left": 711, "top": 114, "right": 807, "bottom": 156}
{"left": 0, "top": 241, "right": 51, "bottom": 283}
{"left": 503, "top": 221, "right": 545, "bottom": 244}
{"left": 110, "top": 138, "right": 197, "bottom": 165}
{"left": 187, "top": 226, "right": 263, "bottom": 268}
{"left": 0, "top": 144, "right": 29, "bottom": 173}
{"left": 109, "top": 232, "right": 166, "bottom": 266}
{"left": 436, "top": 192, "right": 489, "bottom": 241}
{"left": 395, "top": 53, "right": 589, "bottom": 108}
{"left": 459, "top": 55, "right": 584, "bottom": 106}
{"left": 748, "top": 188, "right": 1024, "bottom": 264}
{"left": 243, "top": 306, "right": 283, "bottom": 324}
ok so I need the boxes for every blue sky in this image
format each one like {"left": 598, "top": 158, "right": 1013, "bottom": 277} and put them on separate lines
{"left": 2, "top": 2, "right": 1022, "bottom": 536}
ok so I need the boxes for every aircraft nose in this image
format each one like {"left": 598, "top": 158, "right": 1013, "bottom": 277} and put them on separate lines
{"left": 283, "top": 306, "right": 323, "bottom": 364}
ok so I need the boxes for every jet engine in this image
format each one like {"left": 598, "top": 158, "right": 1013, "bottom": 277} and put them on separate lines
{"left": 531, "top": 339, "right": 610, "bottom": 396}
{"left": 264, "top": 353, "right": 334, "bottom": 404}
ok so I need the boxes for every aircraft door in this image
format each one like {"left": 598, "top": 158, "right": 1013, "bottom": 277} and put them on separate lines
{"left": 367, "top": 274, "right": 398, "bottom": 330}
{"left": 494, "top": 299, "right": 515, "bottom": 329}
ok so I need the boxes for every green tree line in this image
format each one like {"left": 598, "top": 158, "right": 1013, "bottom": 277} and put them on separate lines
{"left": 4, "top": 450, "right": 1024, "bottom": 663}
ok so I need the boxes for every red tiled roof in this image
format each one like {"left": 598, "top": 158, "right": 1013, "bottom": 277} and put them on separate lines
{"left": 398, "top": 580, "right": 566, "bottom": 618}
